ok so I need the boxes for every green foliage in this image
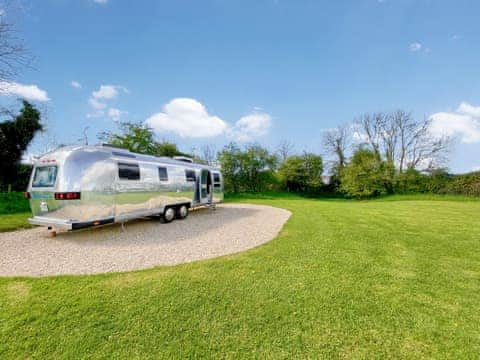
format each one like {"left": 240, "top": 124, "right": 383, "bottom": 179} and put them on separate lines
{"left": 9, "top": 164, "right": 33, "bottom": 192}
{"left": 104, "top": 121, "right": 187, "bottom": 157}
{"left": 0, "top": 192, "right": 30, "bottom": 214}
{"left": 218, "top": 142, "right": 278, "bottom": 193}
{"left": 154, "top": 141, "right": 181, "bottom": 157}
{"left": 107, "top": 122, "right": 158, "bottom": 154}
{"left": 1, "top": 196, "right": 480, "bottom": 357}
{"left": 444, "top": 172, "right": 480, "bottom": 196}
{"left": 279, "top": 153, "right": 323, "bottom": 193}
{"left": 340, "top": 148, "right": 391, "bottom": 198}
{"left": 393, "top": 169, "right": 480, "bottom": 197}
{"left": 0, "top": 101, "right": 42, "bottom": 190}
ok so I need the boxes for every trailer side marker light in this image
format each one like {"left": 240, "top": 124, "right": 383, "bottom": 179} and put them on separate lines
{"left": 54, "top": 192, "right": 81, "bottom": 200}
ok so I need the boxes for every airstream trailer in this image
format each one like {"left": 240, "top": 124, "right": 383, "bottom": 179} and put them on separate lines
{"left": 25, "top": 144, "right": 223, "bottom": 231}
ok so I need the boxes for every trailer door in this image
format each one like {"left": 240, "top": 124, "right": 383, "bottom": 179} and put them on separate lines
{"left": 200, "top": 169, "right": 212, "bottom": 203}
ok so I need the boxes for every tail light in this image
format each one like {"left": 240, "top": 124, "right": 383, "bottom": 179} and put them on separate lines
{"left": 54, "top": 192, "right": 81, "bottom": 200}
{"left": 24, "top": 192, "right": 30, "bottom": 199}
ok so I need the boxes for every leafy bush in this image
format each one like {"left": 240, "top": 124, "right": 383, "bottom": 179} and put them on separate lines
{"left": 444, "top": 172, "right": 480, "bottom": 196}
{"left": 279, "top": 153, "right": 323, "bottom": 193}
{"left": 0, "top": 192, "right": 30, "bottom": 214}
{"left": 340, "top": 149, "right": 391, "bottom": 198}
{"left": 0, "top": 101, "right": 42, "bottom": 190}
{"left": 218, "top": 143, "right": 278, "bottom": 193}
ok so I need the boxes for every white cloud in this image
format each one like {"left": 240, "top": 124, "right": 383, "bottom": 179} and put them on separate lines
{"left": 457, "top": 101, "right": 480, "bottom": 117}
{"left": 145, "top": 98, "right": 272, "bottom": 140}
{"left": 409, "top": 42, "right": 422, "bottom": 52}
{"left": 472, "top": 166, "right": 480, "bottom": 172}
{"left": 0, "top": 81, "right": 50, "bottom": 102}
{"left": 93, "top": 0, "right": 108, "bottom": 4}
{"left": 228, "top": 112, "right": 272, "bottom": 142}
{"left": 430, "top": 102, "right": 480, "bottom": 144}
{"left": 87, "top": 84, "right": 128, "bottom": 118}
{"left": 145, "top": 98, "right": 227, "bottom": 138}
{"left": 88, "top": 97, "right": 107, "bottom": 110}
{"left": 92, "top": 85, "right": 119, "bottom": 99}
{"left": 71, "top": 81, "right": 81, "bottom": 89}
{"left": 107, "top": 107, "right": 126, "bottom": 121}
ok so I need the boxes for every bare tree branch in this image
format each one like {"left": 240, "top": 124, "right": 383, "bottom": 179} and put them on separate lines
{"left": 276, "top": 139, "right": 295, "bottom": 163}
{"left": 322, "top": 124, "right": 349, "bottom": 169}
{"left": 0, "top": 2, "right": 32, "bottom": 84}
{"left": 353, "top": 111, "right": 451, "bottom": 173}
{"left": 199, "top": 144, "right": 217, "bottom": 166}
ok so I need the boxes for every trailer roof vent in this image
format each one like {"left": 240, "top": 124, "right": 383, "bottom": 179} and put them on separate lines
{"left": 173, "top": 156, "right": 194, "bottom": 163}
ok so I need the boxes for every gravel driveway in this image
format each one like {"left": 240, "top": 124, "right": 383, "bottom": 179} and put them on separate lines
{"left": 0, "top": 203, "right": 291, "bottom": 277}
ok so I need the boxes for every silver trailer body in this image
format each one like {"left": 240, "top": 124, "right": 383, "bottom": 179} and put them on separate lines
{"left": 26, "top": 145, "right": 223, "bottom": 230}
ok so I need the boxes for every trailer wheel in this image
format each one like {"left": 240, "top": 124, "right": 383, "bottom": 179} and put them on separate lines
{"left": 176, "top": 205, "right": 189, "bottom": 220}
{"left": 160, "top": 207, "right": 176, "bottom": 223}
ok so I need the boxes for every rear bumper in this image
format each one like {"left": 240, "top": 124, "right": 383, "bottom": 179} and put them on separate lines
{"left": 28, "top": 216, "right": 114, "bottom": 230}
{"left": 29, "top": 216, "right": 74, "bottom": 230}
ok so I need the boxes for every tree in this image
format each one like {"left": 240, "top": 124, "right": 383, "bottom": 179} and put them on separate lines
{"left": 395, "top": 113, "right": 450, "bottom": 173}
{"left": 322, "top": 125, "right": 349, "bottom": 169}
{"left": 238, "top": 144, "right": 278, "bottom": 192}
{"left": 155, "top": 140, "right": 182, "bottom": 157}
{"left": 99, "top": 121, "right": 185, "bottom": 157}
{"left": 279, "top": 153, "right": 323, "bottom": 193}
{"left": 199, "top": 144, "right": 217, "bottom": 166}
{"left": 0, "top": 3, "right": 31, "bottom": 83}
{"left": 276, "top": 139, "right": 295, "bottom": 164}
{"left": 340, "top": 148, "right": 390, "bottom": 198}
{"left": 322, "top": 125, "right": 349, "bottom": 188}
{"left": 218, "top": 142, "right": 242, "bottom": 193}
{"left": 218, "top": 143, "right": 278, "bottom": 193}
{"left": 102, "top": 122, "right": 157, "bottom": 154}
{"left": 355, "top": 111, "right": 450, "bottom": 173}
{"left": 0, "top": 100, "right": 42, "bottom": 190}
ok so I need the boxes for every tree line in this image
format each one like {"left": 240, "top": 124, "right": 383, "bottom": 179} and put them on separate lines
{"left": 1, "top": 111, "right": 479, "bottom": 197}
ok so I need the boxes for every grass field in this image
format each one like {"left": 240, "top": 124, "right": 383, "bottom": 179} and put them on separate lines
{"left": 1, "top": 194, "right": 480, "bottom": 358}
{"left": 0, "top": 192, "right": 31, "bottom": 232}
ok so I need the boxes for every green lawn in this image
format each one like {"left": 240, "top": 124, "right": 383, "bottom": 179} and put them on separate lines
{"left": 1, "top": 194, "right": 480, "bottom": 358}
{"left": 0, "top": 192, "right": 31, "bottom": 232}
{"left": 0, "top": 212, "right": 31, "bottom": 232}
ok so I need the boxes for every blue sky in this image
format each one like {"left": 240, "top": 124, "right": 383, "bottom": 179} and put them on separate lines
{"left": 2, "top": 0, "right": 479, "bottom": 173}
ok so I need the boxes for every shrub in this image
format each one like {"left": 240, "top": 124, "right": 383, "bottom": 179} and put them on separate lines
{"left": 279, "top": 153, "right": 323, "bottom": 193}
{"left": 444, "top": 172, "right": 480, "bottom": 196}
{"left": 0, "top": 192, "right": 30, "bottom": 214}
{"left": 340, "top": 149, "right": 390, "bottom": 198}
{"left": 218, "top": 143, "right": 278, "bottom": 193}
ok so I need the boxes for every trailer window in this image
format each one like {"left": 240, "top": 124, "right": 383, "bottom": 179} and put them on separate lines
{"left": 158, "top": 167, "right": 168, "bottom": 181}
{"left": 213, "top": 173, "right": 221, "bottom": 188}
{"left": 118, "top": 163, "right": 140, "bottom": 180}
{"left": 185, "top": 169, "right": 196, "bottom": 182}
{"left": 32, "top": 166, "right": 58, "bottom": 187}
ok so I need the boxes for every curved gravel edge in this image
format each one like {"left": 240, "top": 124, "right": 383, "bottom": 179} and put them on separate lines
{"left": 0, "top": 203, "right": 291, "bottom": 277}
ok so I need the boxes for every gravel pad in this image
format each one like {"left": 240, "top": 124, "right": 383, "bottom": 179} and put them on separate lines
{"left": 0, "top": 203, "right": 291, "bottom": 277}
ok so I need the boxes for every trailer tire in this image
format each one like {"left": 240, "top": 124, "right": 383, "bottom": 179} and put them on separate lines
{"left": 160, "top": 207, "right": 176, "bottom": 223}
{"left": 176, "top": 205, "right": 189, "bottom": 220}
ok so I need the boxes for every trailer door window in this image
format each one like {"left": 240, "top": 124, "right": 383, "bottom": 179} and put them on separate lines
{"left": 213, "top": 173, "right": 221, "bottom": 188}
{"left": 118, "top": 163, "right": 140, "bottom": 180}
{"left": 32, "top": 166, "right": 58, "bottom": 187}
{"left": 158, "top": 167, "right": 168, "bottom": 181}
{"left": 185, "top": 169, "right": 196, "bottom": 182}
